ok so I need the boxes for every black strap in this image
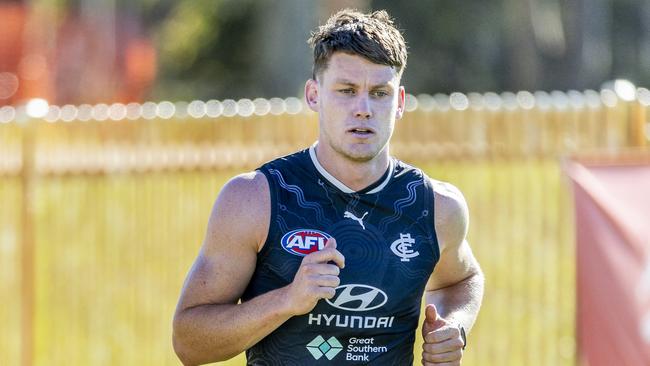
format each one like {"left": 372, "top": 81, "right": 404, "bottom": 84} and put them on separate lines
{"left": 459, "top": 325, "right": 467, "bottom": 350}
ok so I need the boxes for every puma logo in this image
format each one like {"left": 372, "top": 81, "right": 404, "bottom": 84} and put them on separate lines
{"left": 344, "top": 211, "right": 368, "bottom": 230}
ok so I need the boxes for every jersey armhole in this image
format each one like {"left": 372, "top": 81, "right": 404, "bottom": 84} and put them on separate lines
{"left": 422, "top": 175, "right": 441, "bottom": 264}
{"left": 256, "top": 167, "right": 277, "bottom": 256}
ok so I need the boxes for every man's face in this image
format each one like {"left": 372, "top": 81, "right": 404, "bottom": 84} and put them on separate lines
{"left": 306, "top": 52, "right": 405, "bottom": 162}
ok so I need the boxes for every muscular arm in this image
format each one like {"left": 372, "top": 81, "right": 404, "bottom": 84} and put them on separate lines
{"left": 420, "top": 181, "right": 484, "bottom": 365}
{"left": 426, "top": 180, "right": 484, "bottom": 331}
{"left": 172, "top": 172, "right": 285, "bottom": 364}
{"left": 172, "top": 172, "right": 344, "bottom": 365}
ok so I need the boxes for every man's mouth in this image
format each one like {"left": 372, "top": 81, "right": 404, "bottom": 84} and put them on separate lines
{"left": 348, "top": 127, "right": 375, "bottom": 136}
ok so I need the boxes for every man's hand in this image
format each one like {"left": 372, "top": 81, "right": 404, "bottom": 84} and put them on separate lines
{"left": 422, "top": 304, "right": 464, "bottom": 365}
{"left": 284, "top": 238, "right": 345, "bottom": 316}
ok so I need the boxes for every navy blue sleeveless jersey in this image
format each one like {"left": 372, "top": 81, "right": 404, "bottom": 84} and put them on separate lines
{"left": 242, "top": 145, "right": 440, "bottom": 365}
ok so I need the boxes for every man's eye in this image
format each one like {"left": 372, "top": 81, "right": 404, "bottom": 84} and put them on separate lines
{"left": 372, "top": 90, "right": 389, "bottom": 97}
{"left": 339, "top": 88, "right": 355, "bottom": 95}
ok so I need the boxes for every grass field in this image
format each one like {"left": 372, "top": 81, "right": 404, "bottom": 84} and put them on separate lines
{"left": 0, "top": 157, "right": 575, "bottom": 365}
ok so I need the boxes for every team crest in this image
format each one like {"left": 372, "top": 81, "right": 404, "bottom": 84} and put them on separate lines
{"left": 390, "top": 233, "right": 419, "bottom": 262}
{"left": 281, "top": 229, "right": 332, "bottom": 256}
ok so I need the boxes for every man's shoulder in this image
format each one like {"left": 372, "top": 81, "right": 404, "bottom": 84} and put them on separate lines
{"left": 206, "top": 171, "right": 271, "bottom": 254}
{"left": 222, "top": 170, "right": 268, "bottom": 195}
{"left": 215, "top": 171, "right": 270, "bottom": 226}
{"left": 430, "top": 179, "right": 465, "bottom": 205}
{"left": 429, "top": 178, "right": 469, "bottom": 251}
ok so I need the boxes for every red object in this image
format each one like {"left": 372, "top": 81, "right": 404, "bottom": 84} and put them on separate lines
{"left": 0, "top": 3, "right": 157, "bottom": 106}
{"left": 0, "top": 3, "right": 26, "bottom": 105}
{"left": 566, "top": 158, "right": 650, "bottom": 366}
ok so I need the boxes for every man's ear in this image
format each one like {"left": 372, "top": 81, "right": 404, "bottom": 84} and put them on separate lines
{"left": 305, "top": 78, "right": 319, "bottom": 112}
{"left": 395, "top": 85, "right": 405, "bottom": 119}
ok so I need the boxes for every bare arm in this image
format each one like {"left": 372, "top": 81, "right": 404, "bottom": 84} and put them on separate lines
{"left": 421, "top": 181, "right": 484, "bottom": 365}
{"left": 172, "top": 172, "right": 345, "bottom": 365}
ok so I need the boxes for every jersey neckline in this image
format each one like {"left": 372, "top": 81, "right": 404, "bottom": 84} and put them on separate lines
{"left": 308, "top": 142, "right": 393, "bottom": 194}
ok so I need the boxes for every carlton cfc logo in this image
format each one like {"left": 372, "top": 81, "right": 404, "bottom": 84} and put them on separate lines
{"left": 281, "top": 229, "right": 332, "bottom": 256}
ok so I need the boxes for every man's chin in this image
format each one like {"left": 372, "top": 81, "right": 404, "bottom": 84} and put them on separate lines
{"left": 340, "top": 147, "right": 381, "bottom": 162}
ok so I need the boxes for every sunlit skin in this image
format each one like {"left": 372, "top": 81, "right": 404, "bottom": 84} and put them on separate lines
{"left": 305, "top": 52, "right": 405, "bottom": 191}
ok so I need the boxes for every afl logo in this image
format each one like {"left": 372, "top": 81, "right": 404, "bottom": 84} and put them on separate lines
{"left": 326, "top": 284, "right": 388, "bottom": 312}
{"left": 281, "top": 229, "right": 332, "bottom": 256}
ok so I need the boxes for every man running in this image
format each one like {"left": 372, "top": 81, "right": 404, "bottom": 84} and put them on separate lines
{"left": 173, "top": 8, "right": 484, "bottom": 365}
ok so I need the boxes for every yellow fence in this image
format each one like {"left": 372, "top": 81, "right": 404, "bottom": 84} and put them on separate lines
{"left": 1, "top": 89, "right": 648, "bottom": 365}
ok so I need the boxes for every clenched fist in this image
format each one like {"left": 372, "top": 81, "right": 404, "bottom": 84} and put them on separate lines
{"left": 284, "top": 238, "right": 345, "bottom": 316}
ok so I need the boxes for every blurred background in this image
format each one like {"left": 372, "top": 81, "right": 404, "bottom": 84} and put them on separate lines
{"left": 2, "top": 0, "right": 650, "bottom": 105}
{"left": 1, "top": 0, "right": 649, "bottom": 365}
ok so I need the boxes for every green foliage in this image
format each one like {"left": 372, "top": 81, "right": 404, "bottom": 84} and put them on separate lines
{"left": 151, "top": 0, "right": 263, "bottom": 101}
{"left": 157, "top": 0, "right": 221, "bottom": 73}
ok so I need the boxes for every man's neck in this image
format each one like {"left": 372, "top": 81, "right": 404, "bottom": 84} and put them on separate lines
{"left": 313, "top": 142, "right": 390, "bottom": 192}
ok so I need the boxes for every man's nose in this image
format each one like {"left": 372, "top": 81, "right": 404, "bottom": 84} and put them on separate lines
{"left": 354, "top": 95, "right": 372, "bottom": 119}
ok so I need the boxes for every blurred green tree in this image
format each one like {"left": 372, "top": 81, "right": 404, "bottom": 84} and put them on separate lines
{"left": 146, "top": 0, "right": 650, "bottom": 100}
{"left": 148, "top": 0, "right": 263, "bottom": 101}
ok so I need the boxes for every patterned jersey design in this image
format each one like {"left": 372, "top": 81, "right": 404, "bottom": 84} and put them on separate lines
{"left": 242, "top": 147, "right": 440, "bottom": 365}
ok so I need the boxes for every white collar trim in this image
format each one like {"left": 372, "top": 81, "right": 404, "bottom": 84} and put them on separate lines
{"left": 309, "top": 142, "right": 393, "bottom": 194}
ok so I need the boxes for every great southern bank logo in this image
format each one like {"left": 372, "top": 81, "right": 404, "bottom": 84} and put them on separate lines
{"left": 306, "top": 335, "right": 343, "bottom": 360}
{"left": 281, "top": 229, "right": 332, "bottom": 256}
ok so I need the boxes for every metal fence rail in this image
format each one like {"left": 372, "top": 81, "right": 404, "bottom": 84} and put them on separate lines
{"left": 1, "top": 89, "right": 648, "bottom": 365}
